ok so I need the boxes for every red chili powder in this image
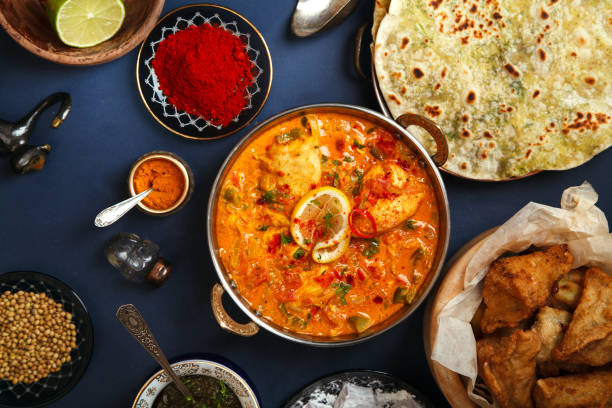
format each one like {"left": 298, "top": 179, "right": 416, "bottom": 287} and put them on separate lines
{"left": 152, "top": 23, "right": 254, "bottom": 127}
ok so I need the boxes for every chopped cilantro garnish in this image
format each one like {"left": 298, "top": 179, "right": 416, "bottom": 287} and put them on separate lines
{"left": 276, "top": 128, "right": 303, "bottom": 143}
{"left": 362, "top": 238, "right": 379, "bottom": 258}
{"left": 293, "top": 248, "right": 306, "bottom": 259}
{"left": 280, "top": 233, "right": 293, "bottom": 245}
{"left": 353, "top": 169, "right": 364, "bottom": 182}
{"left": 351, "top": 169, "right": 364, "bottom": 196}
{"left": 279, "top": 303, "right": 290, "bottom": 317}
{"left": 323, "top": 211, "right": 333, "bottom": 232}
{"left": 405, "top": 219, "right": 416, "bottom": 230}
{"left": 332, "top": 159, "right": 341, "bottom": 166}
{"left": 261, "top": 189, "right": 279, "bottom": 203}
{"left": 369, "top": 146, "right": 383, "bottom": 160}
{"left": 332, "top": 282, "right": 352, "bottom": 305}
{"left": 366, "top": 127, "right": 376, "bottom": 134}
{"left": 412, "top": 247, "right": 425, "bottom": 264}
{"left": 311, "top": 199, "right": 322, "bottom": 207}
{"left": 343, "top": 155, "right": 354, "bottom": 162}
{"left": 332, "top": 171, "right": 339, "bottom": 187}
{"left": 303, "top": 239, "right": 311, "bottom": 245}
{"left": 303, "top": 313, "right": 311, "bottom": 328}
{"left": 353, "top": 140, "right": 365, "bottom": 148}
{"left": 321, "top": 155, "right": 328, "bottom": 164}
{"left": 257, "top": 225, "right": 269, "bottom": 231}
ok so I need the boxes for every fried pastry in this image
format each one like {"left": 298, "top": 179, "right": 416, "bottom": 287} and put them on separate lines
{"left": 481, "top": 245, "right": 574, "bottom": 334}
{"left": 477, "top": 330, "right": 541, "bottom": 408}
{"left": 549, "top": 268, "right": 585, "bottom": 311}
{"left": 530, "top": 306, "right": 573, "bottom": 376}
{"left": 553, "top": 267, "right": 612, "bottom": 364}
{"left": 560, "top": 332, "right": 612, "bottom": 367}
{"left": 532, "top": 370, "right": 612, "bottom": 408}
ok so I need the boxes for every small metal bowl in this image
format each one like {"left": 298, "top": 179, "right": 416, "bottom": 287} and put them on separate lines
{"left": 127, "top": 151, "right": 194, "bottom": 217}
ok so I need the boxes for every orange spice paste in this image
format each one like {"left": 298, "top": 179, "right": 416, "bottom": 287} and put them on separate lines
{"left": 133, "top": 159, "right": 185, "bottom": 210}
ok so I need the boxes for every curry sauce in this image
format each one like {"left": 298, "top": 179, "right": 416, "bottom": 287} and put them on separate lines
{"left": 215, "top": 113, "right": 439, "bottom": 336}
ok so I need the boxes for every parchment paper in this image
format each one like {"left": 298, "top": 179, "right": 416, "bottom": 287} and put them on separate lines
{"left": 430, "top": 182, "right": 612, "bottom": 407}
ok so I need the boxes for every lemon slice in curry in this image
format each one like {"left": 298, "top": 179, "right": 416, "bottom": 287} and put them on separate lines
{"left": 291, "top": 186, "right": 351, "bottom": 262}
{"left": 312, "top": 235, "right": 350, "bottom": 264}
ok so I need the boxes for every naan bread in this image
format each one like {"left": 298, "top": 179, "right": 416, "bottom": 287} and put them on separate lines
{"left": 372, "top": 0, "right": 391, "bottom": 39}
{"left": 373, "top": 0, "right": 612, "bottom": 180}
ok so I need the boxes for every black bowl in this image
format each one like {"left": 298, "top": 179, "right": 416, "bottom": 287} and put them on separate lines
{"left": 0, "top": 271, "right": 94, "bottom": 408}
{"left": 136, "top": 3, "right": 273, "bottom": 140}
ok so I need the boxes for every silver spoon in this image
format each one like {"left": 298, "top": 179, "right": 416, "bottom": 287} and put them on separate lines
{"left": 291, "top": 0, "right": 360, "bottom": 37}
{"left": 116, "top": 304, "right": 194, "bottom": 401}
{"left": 94, "top": 188, "right": 153, "bottom": 228}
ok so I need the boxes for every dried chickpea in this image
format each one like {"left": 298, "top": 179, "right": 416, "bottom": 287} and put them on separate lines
{"left": 0, "top": 291, "right": 77, "bottom": 384}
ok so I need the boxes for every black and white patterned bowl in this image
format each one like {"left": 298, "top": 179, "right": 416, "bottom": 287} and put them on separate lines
{"left": 132, "top": 359, "right": 260, "bottom": 408}
{"left": 0, "top": 271, "right": 93, "bottom": 408}
{"left": 136, "top": 3, "right": 273, "bottom": 140}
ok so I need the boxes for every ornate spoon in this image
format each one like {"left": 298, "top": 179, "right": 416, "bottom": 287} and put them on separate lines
{"left": 291, "top": 0, "right": 360, "bottom": 37}
{"left": 116, "top": 304, "right": 193, "bottom": 401}
{"left": 94, "top": 188, "right": 153, "bottom": 227}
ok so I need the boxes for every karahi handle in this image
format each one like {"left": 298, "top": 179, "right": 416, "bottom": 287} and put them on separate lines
{"left": 353, "top": 22, "right": 371, "bottom": 81}
{"left": 396, "top": 113, "right": 449, "bottom": 167}
{"left": 211, "top": 283, "right": 259, "bottom": 337}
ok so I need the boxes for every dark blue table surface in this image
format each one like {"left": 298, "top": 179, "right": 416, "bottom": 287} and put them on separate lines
{"left": 1, "top": 1, "right": 611, "bottom": 407}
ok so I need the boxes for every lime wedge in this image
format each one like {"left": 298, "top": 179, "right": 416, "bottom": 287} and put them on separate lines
{"left": 47, "top": 0, "right": 125, "bottom": 48}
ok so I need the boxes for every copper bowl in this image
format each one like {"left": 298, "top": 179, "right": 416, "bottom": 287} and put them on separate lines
{"left": 128, "top": 151, "right": 194, "bottom": 217}
{"left": 206, "top": 104, "right": 451, "bottom": 346}
{"left": 0, "top": 0, "right": 164, "bottom": 65}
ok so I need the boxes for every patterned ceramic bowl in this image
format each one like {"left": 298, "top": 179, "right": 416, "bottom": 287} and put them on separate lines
{"left": 132, "top": 359, "right": 260, "bottom": 408}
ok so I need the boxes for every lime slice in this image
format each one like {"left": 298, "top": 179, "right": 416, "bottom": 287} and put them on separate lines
{"left": 47, "top": 0, "right": 125, "bottom": 48}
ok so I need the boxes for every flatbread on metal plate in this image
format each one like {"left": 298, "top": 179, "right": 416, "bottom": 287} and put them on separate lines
{"left": 373, "top": 0, "right": 612, "bottom": 180}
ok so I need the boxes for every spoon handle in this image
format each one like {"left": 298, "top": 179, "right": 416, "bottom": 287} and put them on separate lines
{"left": 95, "top": 188, "right": 153, "bottom": 228}
{"left": 116, "top": 304, "right": 192, "bottom": 399}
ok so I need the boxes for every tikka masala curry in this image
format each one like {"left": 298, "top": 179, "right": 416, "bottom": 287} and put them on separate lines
{"left": 215, "top": 112, "right": 439, "bottom": 336}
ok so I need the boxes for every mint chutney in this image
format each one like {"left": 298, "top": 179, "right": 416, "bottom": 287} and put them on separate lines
{"left": 153, "top": 375, "right": 241, "bottom": 408}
